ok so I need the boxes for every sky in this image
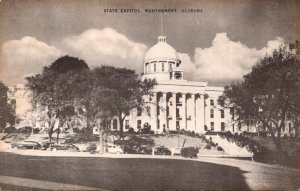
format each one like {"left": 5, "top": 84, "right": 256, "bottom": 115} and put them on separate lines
{"left": 0, "top": 0, "right": 299, "bottom": 86}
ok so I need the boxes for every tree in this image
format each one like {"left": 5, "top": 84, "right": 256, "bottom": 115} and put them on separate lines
{"left": 0, "top": 81, "right": 15, "bottom": 131}
{"left": 219, "top": 41, "right": 300, "bottom": 155}
{"left": 85, "top": 66, "right": 156, "bottom": 139}
{"left": 26, "top": 55, "right": 89, "bottom": 144}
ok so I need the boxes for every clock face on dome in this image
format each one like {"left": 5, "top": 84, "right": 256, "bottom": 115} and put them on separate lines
{"left": 174, "top": 72, "right": 182, "bottom": 79}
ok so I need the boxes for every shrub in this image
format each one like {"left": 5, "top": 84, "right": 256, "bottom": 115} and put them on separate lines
{"left": 181, "top": 147, "right": 198, "bottom": 158}
{"left": 169, "top": 130, "right": 178, "bottom": 134}
{"left": 205, "top": 144, "right": 211, "bottom": 150}
{"left": 33, "top": 128, "right": 40, "bottom": 134}
{"left": 139, "top": 128, "right": 154, "bottom": 134}
{"left": 16, "top": 126, "right": 32, "bottom": 134}
{"left": 209, "top": 141, "right": 216, "bottom": 147}
{"left": 217, "top": 146, "right": 224, "bottom": 151}
{"left": 4, "top": 126, "right": 16, "bottom": 133}
{"left": 128, "top": 127, "right": 135, "bottom": 134}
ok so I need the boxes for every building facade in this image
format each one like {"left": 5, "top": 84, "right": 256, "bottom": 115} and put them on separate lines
{"left": 116, "top": 35, "right": 237, "bottom": 134}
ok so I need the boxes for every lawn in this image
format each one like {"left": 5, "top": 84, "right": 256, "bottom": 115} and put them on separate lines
{"left": 252, "top": 137, "right": 299, "bottom": 156}
{"left": 251, "top": 136, "right": 300, "bottom": 166}
{"left": 0, "top": 152, "right": 250, "bottom": 190}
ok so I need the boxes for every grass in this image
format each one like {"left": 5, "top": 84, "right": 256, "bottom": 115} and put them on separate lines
{"left": 251, "top": 136, "right": 300, "bottom": 166}
{"left": 0, "top": 152, "right": 251, "bottom": 190}
{"left": 252, "top": 137, "right": 299, "bottom": 156}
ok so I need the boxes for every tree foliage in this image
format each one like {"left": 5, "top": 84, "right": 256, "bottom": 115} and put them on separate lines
{"left": 0, "top": 81, "right": 15, "bottom": 131}
{"left": 84, "top": 66, "right": 156, "bottom": 139}
{"left": 219, "top": 41, "right": 300, "bottom": 152}
{"left": 26, "top": 55, "right": 89, "bottom": 144}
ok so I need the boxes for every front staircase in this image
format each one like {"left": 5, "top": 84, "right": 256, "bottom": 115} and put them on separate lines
{"left": 208, "top": 135, "right": 253, "bottom": 158}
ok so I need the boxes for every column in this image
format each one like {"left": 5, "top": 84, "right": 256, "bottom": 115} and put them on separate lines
{"left": 182, "top": 93, "right": 187, "bottom": 130}
{"left": 171, "top": 93, "right": 177, "bottom": 130}
{"left": 161, "top": 93, "right": 168, "bottom": 131}
{"left": 151, "top": 93, "right": 157, "bottom": 130}
{"left": 191, "top": 94, "right": 196, "bottom": 130}
{"left": 195, "top": 95, "right": 200, "bottom": 132}
{"left": 199, "top": 94, "right": 205, "bottom": 133}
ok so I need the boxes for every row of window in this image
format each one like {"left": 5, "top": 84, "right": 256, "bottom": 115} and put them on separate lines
{"left": 145, "top": 62, "right": 175, "bottom": 73}
{"left": 139, "top": 106, "right": 226, "bottom": 119}
{"left": 210, "top": 109, "right": 225, "bottom": 118}
{"left": 111, "top": 119, "right": 292, "bottom": 133}
{"left": 205, "top": 122, "right": 225, "bottom": 131}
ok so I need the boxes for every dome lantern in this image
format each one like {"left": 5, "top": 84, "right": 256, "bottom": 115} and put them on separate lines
{"left": 158, "top": 36, "right": 167, "bottom": 43}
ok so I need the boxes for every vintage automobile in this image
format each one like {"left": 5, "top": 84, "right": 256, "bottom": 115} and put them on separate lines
{"left": 154, "top": 146, "right": 172, "bottom": 155}
{"left": 82, "top": 143, "right": 97, "bottom": 152}
{"left": 122, "top": 145, "right": 138, "bottom": 154}
{"left": 137, "top": 145, "right": 153, "bottom": 155}
{"left": 48, "top": 143, "right": 80, "bottom": 152}
{"left": 11, "top": 141, "right": 43, "bottom": 150}
{"left": 106, "top": 143, "right": 123, "bottom": 154}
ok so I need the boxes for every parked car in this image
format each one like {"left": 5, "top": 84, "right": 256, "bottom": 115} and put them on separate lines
{"left": 106, "top": 143, "right": 123, "bottom": 154}
{"left": 138, "top": 145, "right": 153, "bottom": 155}
{"left": 82, "top": 143, "right": 97, "bottom": 152}
{"left": 154, "top": 146, "right": 171, "bottom": 155}
{"left": 49, "top": 143, "right": 79, "bottom": 152}
{"left": 11, "top": 141, "right": 43, "bottom": 150}
{"left": 122, "top": 145, "right": 138, "bottom": 154}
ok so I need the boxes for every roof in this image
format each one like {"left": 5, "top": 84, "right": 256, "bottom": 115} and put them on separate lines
{"left": 144, "top": 36, "right": 179, "bottom": 62}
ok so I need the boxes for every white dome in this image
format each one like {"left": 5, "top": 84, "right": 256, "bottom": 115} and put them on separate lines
{"left": 144, "top": 36, "right": 179, "bottom": 62}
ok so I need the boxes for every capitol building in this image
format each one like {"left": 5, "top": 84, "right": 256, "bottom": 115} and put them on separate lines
{"left": 8, "top": 34, "right": 296, "bottom": 136}
{"left": 114, "top": 35, "right": 236, "bottom": 134}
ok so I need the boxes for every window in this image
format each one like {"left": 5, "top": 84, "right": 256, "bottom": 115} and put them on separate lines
{"left": 169, "top": 63, "right": 172, "bottom": 70}
{"left": 221, "top": 109, "right": 225, "bottom": 118}
{"left": 154, "top": 63, "right": 156, "bottom": 72}
{"left": 176, "top": 108, "right": 180, "bottom": 118}
{"left": 157, "top": 119, "right": 160, "bottom": 129}
{"left": 162, "top": 62, "right": 164, "bottom": 72}
{"left": 137, "top": 120, "right": 141, "bottom": 129}
{"left": 221, "top": 122, "right": 225, "bottom": 131}
{"left": 125, "top": 120, "right": 129, "bottom": 129}
{"left": 210, "top": 109, "right": 214, "bottom": 118}
{"left": 289, "top": 123, "right": 292, "bottom": 132}
{"left": 137, "top": 107, "right": 142, "bottom": 116}
{"left": 210, "top": 122, "right": 214, "bottom": 131}
{"left": 113, "top": 119, "right": 118, "bottom": 130}
{"left": 283, "top": 124, "right": 285, "bottom": 132}
{"left": 166, "top": 106, "right": 169, "bottom": 116}
{"left": 145, "top": 63, "right": 149, "bottom": 73}
{"left": 210, "top": 99, "right": 214, "bottom": 106}
{"left": 176, "top": 121, "right": 180, "bottom": 130}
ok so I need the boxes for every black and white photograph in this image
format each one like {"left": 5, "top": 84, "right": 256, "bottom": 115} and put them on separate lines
{"left": 0, "top": 0, "right": 299, "bottom": 190}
